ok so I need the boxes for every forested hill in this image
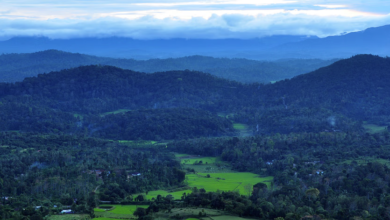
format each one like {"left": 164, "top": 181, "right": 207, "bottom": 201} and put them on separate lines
{"left": 0, "top": 50, "right": 337, "bottom": 83}
{"left": 1, "top": 54, "right": 390, "bottom": 135}
{"left": 259, "top": 54, "right": 390, "bottom": 124}
{"left": 0, "top": 65, "right": 251, "bottom": 114}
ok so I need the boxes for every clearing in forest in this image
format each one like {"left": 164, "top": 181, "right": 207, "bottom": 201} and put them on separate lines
{"left": 94, "top": 205, "right": 149, "bottom": 219}
{"left": 175, "top": 154, "right": 233, "bottom": 173}
{"left": 362, "top": 122, "right": 387, "bottom": 134}
{"left": 49, "top": 214, "right": 90, "bottom": 220}
{"left": 136, "top": 172, "right": 273, "bottom": 200}
{"left": 100, "top": 109, "right": 132, "bottom": 116}
{"left": 153, "top": 208, "right": 255, "bottom": 220}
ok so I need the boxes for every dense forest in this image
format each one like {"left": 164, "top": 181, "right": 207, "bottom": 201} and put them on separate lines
{"left": 1, "top": 54, "right": 390, "bottom": 219}
{"left": 0, "top": 50, "right": 337, "bottom": 83}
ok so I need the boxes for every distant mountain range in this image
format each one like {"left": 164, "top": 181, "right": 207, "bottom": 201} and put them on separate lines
{"left": 0, "top": 50, "right": 337, "bottom": 83}
{"left": 0, "top": 35, "right": 314, "bottom": 60}
{"left": 0, "top": 25, "right": 389, "bottom": 59}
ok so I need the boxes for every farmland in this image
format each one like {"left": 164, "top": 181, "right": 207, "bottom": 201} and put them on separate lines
{"left": 94, "top": 205, "right": 149, "bottom": 219}
{"left": 135, "top": 172, "right": 273, "bottom": 200}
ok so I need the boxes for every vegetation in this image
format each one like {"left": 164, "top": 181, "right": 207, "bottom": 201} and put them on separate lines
{"left": 2, "top": 54, "right": 390, "bottom": 219}
{"left": 0, "top": 50, "right": 337, "bottom": 83}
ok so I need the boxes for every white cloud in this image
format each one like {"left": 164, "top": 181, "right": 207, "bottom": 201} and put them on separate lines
{"left": 0, "top": 0, "right": 389, "bottom": 39}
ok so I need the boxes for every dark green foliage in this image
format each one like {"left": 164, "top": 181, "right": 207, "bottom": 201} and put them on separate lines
{"left": 90, "top": 108, "right": 235, "bottom": 140}
{"left": 0, "top": 132, "right": 182, "bottom": 205}
{"left": 1, "top": 54, "right": 390, "bottom": 219}
{"left": 258, "top": 54, "right": 390, "bottom": 125}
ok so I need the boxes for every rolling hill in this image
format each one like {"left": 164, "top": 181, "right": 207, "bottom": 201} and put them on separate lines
{"left": 0, "top": 50, "right": 337, "bottom": 83}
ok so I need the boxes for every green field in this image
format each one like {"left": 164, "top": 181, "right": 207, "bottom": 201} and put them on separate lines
{"left": 94, "top": 205, "right": 149, "bottom": 219}
{"left": 341, "top": 156, "right": 390, "bottom": 166}
{"left": 117, "top": 140, "right": 157, "bottom": 145}
{"left": 49, "top": 214, "right": 90, "bottom": 220}
{"left": 174, "top": 153, "right": 190, "bottom": 157}
{"left": 233, "top": 123, "right": 247, "bottom": 130}
{"left": 153, "top": 208, "right": 254, "bottom": 220}
{"left": 175, "top": 154, "right": 233, "bottom": 173}
{"left": 181, "top": 157, "right": 217, "bottom": 165}
{"left": 93, "top": 218, "right": 120, "bottom": 220}
{"left": 363, "top": 123, "right": 387, "bottom": 134}
{"left": 136, "top": 172, "right": 273, "bottom": 200}
{"left": 100, "top": 109, "right": 132, "bottom": 116}
{"left": 143, "top": 189, "right": 192, "bottom": 200}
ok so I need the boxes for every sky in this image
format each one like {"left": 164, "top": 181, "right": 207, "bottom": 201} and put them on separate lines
{"left": 1, "top": 0, "right": 390, "bottom": 40}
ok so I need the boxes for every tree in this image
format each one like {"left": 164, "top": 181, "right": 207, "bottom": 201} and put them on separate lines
{"left": 305, "top": 188, "right": 320, "bottom": 201}
{"left": 133, "top": 207, "right": 146, "bottom": 218}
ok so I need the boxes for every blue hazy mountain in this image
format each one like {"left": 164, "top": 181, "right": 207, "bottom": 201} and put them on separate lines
{"left": 0, "top": 25, "right": 388, "bottom": 60}
{"left": 0, "top": 50, "right": 337, "bottom": 83}
{"left": 273, "top": 24, "right": 390, "bottom": 58}
{"left": 0, "top": 35, "right": 315, "bottom": 60}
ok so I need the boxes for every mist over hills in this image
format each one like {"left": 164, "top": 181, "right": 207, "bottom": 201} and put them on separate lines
{"left": 276, "top": 25, "right": 390, "bottom": 58}
{"left": 0, "top": 50, "right": 337, "bottom": 83}
{"left": 0, "top": 25, "right": 389, "bottom": 61}
{"left": 0, "top": 35, "right": 314, "bottom": 60}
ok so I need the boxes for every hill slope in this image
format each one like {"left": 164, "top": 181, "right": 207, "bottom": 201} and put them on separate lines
{"left": 259, "top": 54, "right": 390, "bottom": 125}
{"left": 1, "top": 55, "right": 389, "bottom": 135}
{"left": 0, "top": 35, "right": 314, "bottom": 59}
{"left": 0, "top": 50, "right": 336, "bottom": 83}
{"left": 273, "top": 25, "right": 390, "bottom": 58}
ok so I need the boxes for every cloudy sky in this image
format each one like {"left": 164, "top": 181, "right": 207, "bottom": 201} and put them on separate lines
{"left": 1, "top": 0, "right": 390, "bottom": 39}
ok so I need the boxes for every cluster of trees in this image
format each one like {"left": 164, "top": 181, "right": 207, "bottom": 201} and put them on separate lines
{"left": 89, "top": 108, "right": 235, "bottom": 140}
{"left": 0, "top": 132, "right": 185, "bottom": 218}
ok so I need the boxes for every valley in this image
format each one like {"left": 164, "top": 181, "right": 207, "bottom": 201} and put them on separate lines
{"left": 1, "top": 54, "right": 390, "bottom": 220}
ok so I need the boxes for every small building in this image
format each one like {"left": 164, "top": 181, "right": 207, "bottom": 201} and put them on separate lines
{"left": 61, "top": 209, "right": 73, "bottom": 214}
{"left": 127, "top": 172, "right": 142, "bottom": 180}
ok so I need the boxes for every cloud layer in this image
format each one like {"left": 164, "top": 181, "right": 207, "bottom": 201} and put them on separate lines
{"left": 1, "top": 0, "right": 390, "bottom": 39}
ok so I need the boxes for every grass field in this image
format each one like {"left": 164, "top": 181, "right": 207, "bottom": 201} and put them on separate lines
{"left": 233, "top": 123, "right": 247, "bottom": 130}
{"left": 341, "top": 156, "right": 390, "bottom": 166}
{"left": 135, "top": 172, "right": 273, "bottom": 200}
{"left": 93, "top": 218, "right": 121, "bottom": 220}
{"left": 181, "top": 157, "right": 217, "bottom": 165}
{"left": 175, "top": 154, "right": 234, "bottom": 173}
{"left": 94, "top": 205, "right": 149, "bottom": 219}
{"left": 174, "top": 153, "right": 190, "bottom": 157}
{"left": 363, "top": 123, "right": 387, "bottom": 134}
{"left": 100, "top": 109, "right": 132, "bottom": 116}
{"left": 153, "top": 208, "right": 254, "bottom": 220}
{"left": 49, "top": 214, "right": 90, "bottom": 220}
